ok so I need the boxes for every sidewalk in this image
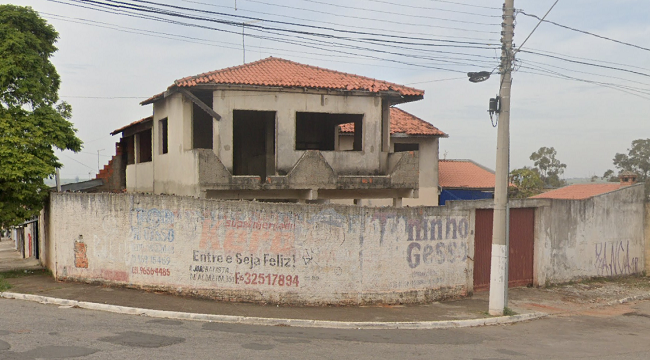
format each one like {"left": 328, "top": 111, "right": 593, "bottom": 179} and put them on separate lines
{"left": 0, "top": 237, "right": 42, "bottom": 272}
{"left": 1, "top": 238, "right": 649, "bottom": 328}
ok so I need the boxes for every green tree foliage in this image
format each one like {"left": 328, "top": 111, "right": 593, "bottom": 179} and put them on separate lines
{"left": 602, "top": 169, "right": 618, "bottom": 182}
{"left": 509, "top": 167, "right": 544, "bottom": 198}
{"left": 529, "top": 147, "right": 567, "bottom": 188}
{"left": 0, "top": 5, "right": 82, "bottom": 227}
{"left": 612, "top": 139, "right": 650, "bottom": 181}
{"left": 611, "top": 139, "right": 650, "bottom": 197}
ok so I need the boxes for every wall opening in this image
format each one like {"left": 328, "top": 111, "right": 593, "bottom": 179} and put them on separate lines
{"left": 159, "top": 118, "right": 168, "bottom": 154}
{"left": 394, "top": 143, "right": 419, "bottom": 152}
{"left": 233, "top": 110, "right": 276, "bottom": 179}
{"left": 123, "top": 135, "right": 135, "bottom": 165}
{"left": 296, "top": 112, "right": 362, "bottom": 151}
{"left": 137, "top": 129, "right": 152, "bottom": 162}
{"left": 192, "top": 91, "right": 213, "bottom": 149}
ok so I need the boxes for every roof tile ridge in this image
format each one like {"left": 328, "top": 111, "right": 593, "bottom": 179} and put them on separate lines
{"left": 174, "top": 57, "right": 277, "bottom": 85}
{"left": 277, "top": 59, "right": 424, "bottom": 94}
{"left": 390, "top": 106, "right": 445, "bottom": 134}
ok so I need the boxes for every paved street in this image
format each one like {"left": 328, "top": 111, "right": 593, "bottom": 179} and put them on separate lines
{"left": 1, "top": 297, "right": 650, "bottom": 360}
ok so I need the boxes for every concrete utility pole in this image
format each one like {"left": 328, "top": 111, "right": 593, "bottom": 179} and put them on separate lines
{"left": 489, "top": 0, "right": 515, "bottom": 316}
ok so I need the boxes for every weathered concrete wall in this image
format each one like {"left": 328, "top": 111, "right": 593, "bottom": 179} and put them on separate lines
{"left": 152, "top": 93, "right": 200, "bottom": 197}
{"left": 213, "top": 90, "right": 383, "bottom": 175}
{"left": 126, "top": 162, "right": 154, "bottom": 193}
{"left": 535, "top": 184, "right": 645, "bottom": 285}
{"left": 47, "top": 193, "right": 473, "bottom": 305}
{"left": 643, "top": 202, "right": 650, "bottom": 276}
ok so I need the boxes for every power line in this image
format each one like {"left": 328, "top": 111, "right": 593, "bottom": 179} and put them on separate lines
{"left": 51, "top": 0, "right": 497, "bottom": 72}
{"left": 514, "top": 0, "right": 559, "bottom": 54}
{"left": 181, "top": 0, "right": 498, "bottom": 41}
{"left": 518, "top": 58, "right": 650, "bottom": 89}
{"left": 295, "top": 0, "right": 500, "bottom": 25}
{"left": 518, "top": 50, "right": 650, "bottom": 78}
{"left": 519, "top": 66, "right": 650, "bottom": 100}
{"left": 518, "top": 10, "right": 650, "bottom": 53}
{"left": 243, "top": 0, "right": 500, "bottom": 34}
{"left": 423, "top": 0, "right": 501, "bottom": 10}
{"left": 125, "top": 0, "right": 499, "bottom": 46}
{"left": 525, "top": 47, "right": 650, "bottom": 72}
{"left": 357, "top": 0, "right": 501, "bottom": 17}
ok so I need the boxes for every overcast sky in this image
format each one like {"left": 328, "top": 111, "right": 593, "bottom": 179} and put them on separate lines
{"left": 5, "top": 0, "right": 650, "bottom": 180}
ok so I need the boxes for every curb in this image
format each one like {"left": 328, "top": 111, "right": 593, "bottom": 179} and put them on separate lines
{"left": 0, "top": 292, "right": 547, "bottom": 330}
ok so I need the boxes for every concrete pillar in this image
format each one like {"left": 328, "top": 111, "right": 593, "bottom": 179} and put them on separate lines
{"left": 393, "top": 198, "right": 402, "bottom": 208}
{"left": 353, "top": 199, "right": 363, "bottom": 206}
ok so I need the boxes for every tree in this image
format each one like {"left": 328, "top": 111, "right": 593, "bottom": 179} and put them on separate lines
{"left": 509, "top": 167, "right": 544, "bottom": 198}
{"left": 529, "top": 146, "right": 567, "bottom": 188}
{"left": 602, "top": 169, "right": 618, "bottom": 182}
{"left": 611, "top": 139, "right": 650, "bottom": 197}
{"left": 0, "top": 5, "right": 82, "bottom": 227}
{"left": 612, "top": 139, "right": 650, "bottom": 181}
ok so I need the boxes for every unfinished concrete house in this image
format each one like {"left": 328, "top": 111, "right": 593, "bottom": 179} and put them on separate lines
{"left": 112, "top": 57, "right": 434, "bottom": 203}
{"left": 337, "top": 107, "right": 447, "bottom": 206}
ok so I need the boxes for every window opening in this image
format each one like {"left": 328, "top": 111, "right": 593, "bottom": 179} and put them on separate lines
{"left": 192, "top": 91, "right": 213, "bottom": 149}
{"left": 233, "top": 110, "right": 276, "bottom": 179}
{"left": 296, "top": 112, "right": 363, "bottom": 151}
{"left": 394, "top": 143, "right": 419, "bottom": 152}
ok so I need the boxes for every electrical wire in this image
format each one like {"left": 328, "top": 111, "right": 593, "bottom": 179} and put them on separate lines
{"left": 423, "top": 0, "right": 501, "bottom": 10}
{"left": 295, "top": 0, "right": 500, "bottom": 25}
{"left": 356, "top": 0, "right": 501, "bottom": 17}
{"left": 243, "top": 0, "right": 500, "bottom": 34}
{"left": 50, "top": 0, "right": 498, "bottom": 72}
{"left": 519, "top": 50, "right": 650, "bottom": 78}
{"left": 181, "top": 0, "right": 499, "bottom": 41}
{"left": 519, "top": 10, "right": 650, "bottom": 53}
{"left": 514, "top": 0, "right": 559, "bottom": 54}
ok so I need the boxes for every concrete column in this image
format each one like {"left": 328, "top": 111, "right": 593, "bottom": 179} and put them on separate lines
{"left": 393, "top": 198, "right": 402, "bottom": 208}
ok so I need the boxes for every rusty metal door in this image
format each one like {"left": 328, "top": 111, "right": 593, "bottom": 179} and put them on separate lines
{"left": 473, "top": 208, "right": 535, "bottom": 291}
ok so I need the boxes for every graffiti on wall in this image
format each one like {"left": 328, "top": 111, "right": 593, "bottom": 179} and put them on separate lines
{"left": 129, "top": 208, "right": 175, "bottom": 278}
{"left": 595, "top": 240, "right": 639, "bottom": 276}
{"left": 404, "top": 216, "right": 469, "bottom": 269}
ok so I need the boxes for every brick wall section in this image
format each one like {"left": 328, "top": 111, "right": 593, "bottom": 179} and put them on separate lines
{"left": 94, "top": 141, "right": 127, "bottom": 192}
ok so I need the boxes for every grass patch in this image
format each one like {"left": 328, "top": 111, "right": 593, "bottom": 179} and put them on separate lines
{"left": 503, "top": 307, "right": 517, "bottom": 316}
{"left": 0, "top": 269, "right": 49, "bottom": 279}
{"left": 0, "top": 276, "right": 11, "bottom": 292}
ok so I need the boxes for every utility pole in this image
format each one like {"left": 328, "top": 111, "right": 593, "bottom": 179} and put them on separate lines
{"left": 489, "top": 0, "right": 515, "bottom": 316}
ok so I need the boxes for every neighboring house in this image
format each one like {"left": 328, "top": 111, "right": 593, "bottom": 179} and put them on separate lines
{"left": 438, "top": 159, "right": 497, "bottom": 205}
{"left": 112, "top": 57, "right": 429, "bottom": 204}
{"left": 337, "top": 107, "right": 447, "bottom": 206}
{"left": 530, "top": 172, "right": 639, "bottom": 200}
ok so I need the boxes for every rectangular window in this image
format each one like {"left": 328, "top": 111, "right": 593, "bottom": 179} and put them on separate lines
{"left": 295, "top": 112, "right": 363, "bottom": 151}
{"left": 394, "top": 143, "right": 419, "bottom": 152}
{"left": 159, "top": 118, "right": 168, "bottom": 154}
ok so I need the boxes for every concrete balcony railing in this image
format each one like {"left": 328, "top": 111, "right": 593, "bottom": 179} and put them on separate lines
{"left": 196, "top": 149, "right": 418, "bottom": 199}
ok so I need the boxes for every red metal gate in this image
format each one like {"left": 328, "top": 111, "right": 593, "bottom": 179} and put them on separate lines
{"left": 473, "top": 208, "right": 535, "bottom": 291}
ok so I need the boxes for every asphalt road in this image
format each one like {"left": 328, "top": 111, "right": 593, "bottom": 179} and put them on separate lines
{"left": 1, "top": 298, "right": 650, "bottom": 360}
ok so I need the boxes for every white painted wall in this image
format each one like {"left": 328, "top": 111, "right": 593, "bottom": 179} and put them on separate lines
{"left": 47, "top": 193, "right": 473, "bottom": 305}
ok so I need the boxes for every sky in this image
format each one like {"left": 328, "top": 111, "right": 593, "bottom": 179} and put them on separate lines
{"left": 4, "top": 0, "right": 650, "bottom": 180}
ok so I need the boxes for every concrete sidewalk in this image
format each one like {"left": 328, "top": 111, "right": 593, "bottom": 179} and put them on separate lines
{"left": 1, "top": 237, "right": 649, "bottom": 328}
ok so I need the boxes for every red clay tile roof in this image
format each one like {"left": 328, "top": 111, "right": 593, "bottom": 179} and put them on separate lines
{"left": 142, "top": 57, "right": 423, "bottom": 105}
{"left": 111, "top": 116, "right": 153, "bottom": 135}
{"left": 439, "top": 160, "right": 496, "bottom": 189}
{"left": 340, "top": 107, "right": 446, "bottom": 136}
{"left": 529, "top": 183, "right": 622, "bottom": 200}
